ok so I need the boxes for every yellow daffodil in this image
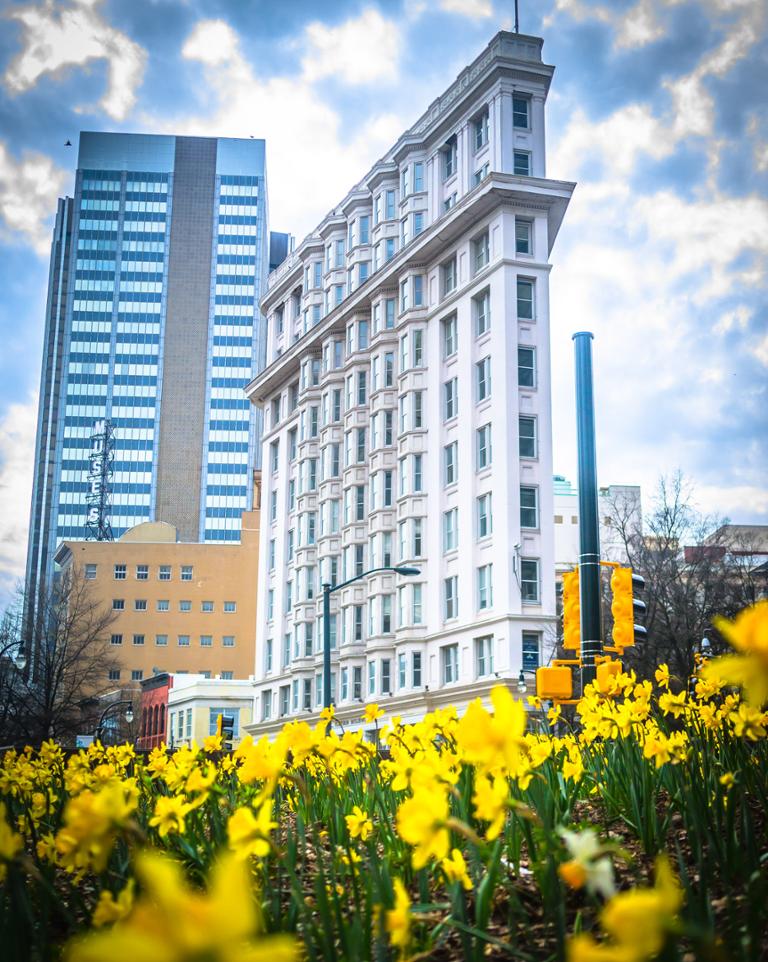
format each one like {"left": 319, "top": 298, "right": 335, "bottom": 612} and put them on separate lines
{"left": 701, "top": 601, "right": 768, "bottom": 707}
{"left": 364, "top": 703, "right": 384, "bottom": 723}
{"left": 442, "top": 847, "right": 473, "bottom": 890}
{"left": 55, "top": 778, "right": 138, "bottom": 875}
{"left": 472, "top": 773, "right": 508, "bottom": 840}
{"left": 729, "top": 703, "right": 767, "bottom": 740}
{"left": 148, "top": 794, "right": 189, "bottom": 838}
{"left": 658, "top": 690, "right": 687, "bottom": 718}
{"left": 65, "top": 850, "right": 297, "bottom": 962}
{"left": 345, "top": 805, "right": 373, "bottom": 841}
{"left": 654, "top": 664, "right": 670, "bottom": 689}
{"left": 455, "top": 685, "right": 526, "bottom": 775}
{"left": 0, "top": 803, "right": 23, "bottom": 882}
{"left": 396, "top": 785, "right": 450, "bottom": 869}
{"left": 92, "top": 881, "right": 135, "bottom": 927}
{"left": 228, "top": 801, "right": 277, "bottom": 859}
{"left": 386, "top": 879, "right": 411, "bottom": 958}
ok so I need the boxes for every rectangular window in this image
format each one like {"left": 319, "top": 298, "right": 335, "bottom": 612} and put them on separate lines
{"left": 178, "top": 634, "right": 190, "bottom": 647}
{"left": 413, "top": 275, "right": 424, "bottom": 307}
{"left": 516, "top": 219, "right": 532, "bottom": 255}
{"left": 223, "top": 635, "right": 235, "bottom": 648}
{"left": 85, "top": 563, "right": 97, "bottom": 580}
{"left": 180, "top": 600, "right": 191, "bottom": 612}
{"left": 156, "top": 634, "right": 167, "bottom": 646}
{"left": 382, "top": 595, "right": 392, "bottom": 633}
{"left": 413, "top": 161, "right": 424, "bottom": 192}
{"left": 360, "top": 215, "right": 370, "bottom": 244}
{"left": 442, "top": 643, "right": 459, "bottom": 683}
{"left": 513, "top": 96, "right": 530, "bottom": 129}
{"left": 201, "top": 600, "right": 214, "bottom": 613}
{"left": 200, "top": 634, "right": 213, "bottom": 647}
{"left": 114, "top": 564, "right": 126, "bottom": 580}
{"left": 521, "top": 559, "right": 540, "bottom": 603}
{"left": 476, "top": 635, "right": 494, "bottom": 677}
{"left": 136, "top": 564, "right": 148, "bottom": 581}
{"left": 444, "top": 575, "right": 458, "bottom": 620}
{"left": 398, "top": 653, "right": 407, "bottom": 689}
{"left": 442, "top": 257, "right": 457, "bottom": 297}
{"left": 443, "top": 507, "right": 458, "bottom": 552}
{"left": 444, "top": 442, "right": 458, "bottom": 486}
{"left": 514, "top": 151, "right": 531, "bottom": 176}
{"left": 472, "top": 231, "right": 489, "bottom": 272}
{"left": 520, "top": 486, "right": 539, "bottom": 528}
{"left": 522, "top": 631, "right": 541, "bottom": 671}
{"left": 112, "top": 598, "right": 124, "bottom": 610}
{"left": 158, "top": 564, "right": 171, "bottom": 581}
{"left": 478, "top": 564, "right": 493, "bottom": 610}
{"left": 517, "top": 278, "right": 534, "bottom": 319}
{"left": 442, "top": 137, "right": 457, "bottom": 179}
{"left": 443, "top": 314, "right": 457, "bottom": 357}
{"left": 413, "top": 391, "right": 423, "bottom": 429}
{"left": 157, "top": 599, "right": 169, "bottom": 611}
{"left": 108, "top": 669, "right": 120, "bottom": 681}
{"left": 476, "top": 357, "right": 491, "bottom": 402}
{"left": 381, "top": 658, "right": 392, "bottom": 695}
{"left": 444, "top": 378, "right": 458, "bottom": 421}
{"left": 385, "top": 190, "right": 396, "bottom": 220}
{"left": 110, "top": 633, "right": 122, "bottom": 646}
{"left": 223, "top": 601, "right": 236, "bottom": 613}
{"left": 477, "top": 492, "right": 493, "bottom": 538}
{"left": 412, "top": 651, "right": 422, "bottom": 687}
{"left": 476, "top": 424, "right": 492, "bottom": 470}
{"left": 132, "top": 634, "right": 145, "bottom": 646}
{"left": 181, "top": 565, "right": 193, "bottom": 581}
{"left": 519, "top": 416, "right": 537, "bottom": 458}
{"left": 413, "top": 454, "right": 423, "bottom": 492}
{"left": 134, "top": 599, "right": 147, "bottom": 611}
{"left": 473, "top": 109, "right": 489, "bottom": 151}
{"left": 474, "top": 289, "right": 490, "bottom": 336}
{"left": 518, "top": 347, "right": 536, "bottom": 387}
{"left": 368, "top": 660, "right": 376, "bottom": 695}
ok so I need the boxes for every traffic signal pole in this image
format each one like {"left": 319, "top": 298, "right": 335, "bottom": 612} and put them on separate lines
{"left": 572, "top": 332, "right": 602, "bottom": 687}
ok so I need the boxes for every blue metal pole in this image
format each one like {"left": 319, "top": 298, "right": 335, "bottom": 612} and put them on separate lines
{"left": 572, "top": 332, "right": 602, "bottom": 687}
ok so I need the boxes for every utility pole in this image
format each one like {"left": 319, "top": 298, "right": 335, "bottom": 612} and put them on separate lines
{"left": 572, "top": 332, "right": 602, "bottom": 687}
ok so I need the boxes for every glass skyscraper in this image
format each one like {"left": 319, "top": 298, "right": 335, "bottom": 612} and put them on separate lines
{"left": 26, "top": 132, "right": 273, "bottom": 608}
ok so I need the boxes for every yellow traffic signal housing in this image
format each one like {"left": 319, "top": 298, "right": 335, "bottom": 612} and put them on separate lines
{"left": 596, "top": 658, "right": 622, "bottom": 690}
{"left": 536, "top": 666, "right": 573, "bottom": 700}
{"left": 562, "top": 567, "right": 580, "bottom": 651}
{"left": 610, "top": 567, "right": 635, "bottom": 649}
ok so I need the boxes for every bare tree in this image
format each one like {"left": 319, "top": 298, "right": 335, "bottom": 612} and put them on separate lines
{"left": 1, "top": 570, "right": 121, "bottom": 747}
{"left": 602, "top": 472, "right": 761, "bottom": 681}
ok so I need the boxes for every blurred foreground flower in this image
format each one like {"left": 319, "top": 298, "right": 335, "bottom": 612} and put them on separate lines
{"left": 701, "top": 601, "right": 768, "bottom": 707}
{"left": 568, "top": 856, "right": 682, "bottom": 962}
{"left": 558, "top": 827, "right": 615, "bottom": 899}
{"left": 386, "top": 879, "right": 411, "bottom": 959}
{"left": 66, "top": 850, "right": 297, "bottom": 962}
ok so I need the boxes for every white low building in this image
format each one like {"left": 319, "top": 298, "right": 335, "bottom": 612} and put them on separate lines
{"left": 167, "top": 674, "right": 254, "bottom": 748}
{"left": 553, "top": 476, "right": 643, "bottom": 573}
{"left": 245, "top": 31, "right": 575, "bottom": 733}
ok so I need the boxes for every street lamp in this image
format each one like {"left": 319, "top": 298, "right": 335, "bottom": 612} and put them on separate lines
{"left": 322, "top": 565, "right": 421, "bottom": 710}
{"left": 517, "top": 669, "right": 527, "bottom": 694}
{"left": 94, "top": 700, "right": 135, "bottom": 744}
{"left": 13, "top": 650, "right": 26, "bottom": 672}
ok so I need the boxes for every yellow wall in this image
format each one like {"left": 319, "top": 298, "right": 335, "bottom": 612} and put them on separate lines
{"left": 57, "top": 509, "right": 260, "bottom": 688}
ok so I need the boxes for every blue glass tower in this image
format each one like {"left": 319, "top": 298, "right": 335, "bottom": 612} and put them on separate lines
{"left": 25, "top": 132, "right": 271, "bottom": 607}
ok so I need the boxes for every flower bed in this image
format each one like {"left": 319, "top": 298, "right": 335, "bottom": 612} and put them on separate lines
{"left": 0, "top": 603, "right": 766, "bottom": 961}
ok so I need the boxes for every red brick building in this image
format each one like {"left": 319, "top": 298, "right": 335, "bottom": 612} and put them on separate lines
{"left": 138, "top": 673, "right": 172, "bottom": 749}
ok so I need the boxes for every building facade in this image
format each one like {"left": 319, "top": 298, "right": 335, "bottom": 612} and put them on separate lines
{"left": 167, "top": 674, "right": 254, "bottom": 749}
{"left": 246, "top": 32, "right": 574, "bottom": 732}
{"left": 26, "top": 133, "right": 273, "bottom": 629}
{"left": 54, "top": 485, "right": 260, "bottom": 687}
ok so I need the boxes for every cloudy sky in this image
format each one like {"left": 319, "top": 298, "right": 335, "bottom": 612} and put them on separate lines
{"left": 0, "top": 0, "right": 766, "bottom": 604}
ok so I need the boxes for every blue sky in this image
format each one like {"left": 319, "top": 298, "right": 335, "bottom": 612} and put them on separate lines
{"left": 0, "top": 0, "right": 766, "bottom": 604}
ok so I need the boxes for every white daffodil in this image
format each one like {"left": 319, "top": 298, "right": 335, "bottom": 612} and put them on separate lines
{"left": 558, "top": 826, "right": 616, "bottom": 899}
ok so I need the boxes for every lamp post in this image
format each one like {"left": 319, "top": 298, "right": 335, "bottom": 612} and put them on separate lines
{"left": 321, "top": 565, "right": 421, "bottom": 710}
{"left": 517, "top": 669, "right": 527, "bottom": 694}
{"left": 94, "top": 700, "right": 135, "bottom": 744}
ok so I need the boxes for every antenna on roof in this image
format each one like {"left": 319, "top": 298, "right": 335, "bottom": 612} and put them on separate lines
{"left": 514, "top": 0, "right": 520, "bottom": 32}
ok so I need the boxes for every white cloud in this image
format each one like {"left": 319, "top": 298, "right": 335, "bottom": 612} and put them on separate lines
{"left": 0, "top": 141, "right": 67, "bottom": 255}
{"left": 439, "top": 0, "right": 494, "bottom": 18}
{"left": 0, "top": 396, "right": 37, "bottom": 609}
{"left": 301, "top": 8, "right": 403, "bottom": 85}
{"left": 171, "top": 18, "right": 404, "bottom": 241}
{"left": 753, "top": 333, "right": 768, "bottom": 367}
{"left": 545, "top": 0, "right": 665, "bottom": 49}
{"left": 4, "top": 0, "right": 146, "bottom": 120}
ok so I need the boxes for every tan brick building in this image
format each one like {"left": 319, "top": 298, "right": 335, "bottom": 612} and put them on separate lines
{"left": 54, "top": 502, "right": 260, "bottom": 689}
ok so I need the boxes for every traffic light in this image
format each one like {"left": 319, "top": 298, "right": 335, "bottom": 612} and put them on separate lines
{"left": 562, "top": 567, "right": 580, "bottom": 651}
{"left": 536, "top": 665, "right": 573, "bottom": 700}
{"left": 220, "top": 714, "right": 235, "bottom": 750}
{"left": 610, "top": 567, "right": 647, "bottom": 650}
